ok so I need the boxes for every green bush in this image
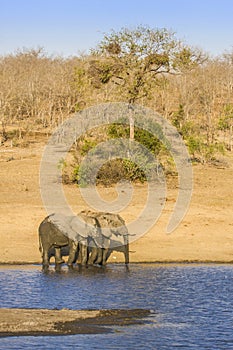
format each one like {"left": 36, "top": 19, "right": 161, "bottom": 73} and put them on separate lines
{"left": 187, "top": 136, "right": 225, "bottom": 163}
{"left": 74, "top": 158, "right": 148, "bottom": 186}
{"left": 107, "top": 123, "right": 163, "bottom": 156}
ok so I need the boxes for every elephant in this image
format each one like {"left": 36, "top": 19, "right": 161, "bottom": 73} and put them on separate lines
{"left": 38, "top": 212, "right": 99, "bottom": 268}
{"left": 39, "top": 211, "right": 132, "bottom": 268}
{"left": 79, "top": 210, "right": 131, "bottom": 265}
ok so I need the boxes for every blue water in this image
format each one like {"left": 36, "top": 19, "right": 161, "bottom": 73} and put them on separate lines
{"left": 1, "top": 264, "right": 233, "bottom": 349}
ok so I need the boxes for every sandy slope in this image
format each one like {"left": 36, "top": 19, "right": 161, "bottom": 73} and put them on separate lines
{"left": 0, "top": 139, "right": 233, "bottom": 264}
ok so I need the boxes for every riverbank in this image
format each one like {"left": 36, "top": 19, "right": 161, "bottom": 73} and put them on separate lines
{"left": 1, "top": 139, "right": 233, "bottom": 264}
{"left": 0, "top": 308, "right": 150, "bottom": 336}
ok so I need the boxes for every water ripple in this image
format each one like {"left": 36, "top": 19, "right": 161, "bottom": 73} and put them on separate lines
{"left": 1, "top": 264, "right": 233, "bottom": 349}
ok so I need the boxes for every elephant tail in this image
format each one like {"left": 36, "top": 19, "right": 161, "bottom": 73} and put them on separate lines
{"left": 38, "top": 234, "right": 43, "bottom": 257}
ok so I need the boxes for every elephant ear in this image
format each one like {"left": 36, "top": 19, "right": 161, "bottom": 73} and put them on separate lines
{"left": 70, "top": 216, "right": 90, "bottom": 238}
{"left": 49, "top": 213, "right": 77, "bottom": 240}
{"left": 97, "top": 214, "right": 128, "bottom": 238}
{"left": 115, "top": 226, "right": 129, "bottom": 236}
{"left": 93, "top": 215, "right": 112, "bottom": 238}
{"left": 100, "top": 228, "right": 112, "bottom": 238}
{"left": 93, "top": 236, "right": 110, "bottom": 249}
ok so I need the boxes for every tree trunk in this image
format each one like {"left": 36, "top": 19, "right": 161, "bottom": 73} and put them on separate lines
{"left": 128, "top": 103, "right": 134, "bottom": 141}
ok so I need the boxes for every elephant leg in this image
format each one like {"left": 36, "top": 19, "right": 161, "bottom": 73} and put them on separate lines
{"left": 89, "top": 247, "right": 102, "bottom": 265}
{"left": 54, "top": 247, "right": 65, "bottom": 265}
{"left": 67, "top": 241, "right": 78, "bottom": 266}
{"left": 101, "top": 237, "right": 110, "bottom": 265}
{"left": 80, "top": 243, "right": 88, "bottom": 266}
{"left": 88, "top": 247, "right": 97, "bottom": 265}
{"left": 102, "top": 248, "right": 109, "bottom": 266}
{"left": 39, "top": 234, "right": 50, "bottom": 268}
{"left": 95, "top": 248, "right": 103, "bottom": 265}
{"left": 124, "top": 243, "right": 129, "bottom": 264}
{"left": 123, "top": 236, "right": 129, "bottom": 264}
{"left": 79, "top": 239, "right": 88, "bottom": 266}
{"left": 42, "top": 248, "right": 49, "bottom": 268}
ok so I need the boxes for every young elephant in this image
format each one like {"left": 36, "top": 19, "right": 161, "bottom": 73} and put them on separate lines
{"left": 80, "top": 210, "right": 130, "bottom": 265}
{"left": 38, "top": 213, "right": 98, "bottom": 268}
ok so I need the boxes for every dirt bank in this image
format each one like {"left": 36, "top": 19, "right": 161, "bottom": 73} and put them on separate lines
{"left": 0, "top": 138, "right": 233, "bottom": 264}
{"left": 0, "top": 308, "right": 151, "bottom": 336}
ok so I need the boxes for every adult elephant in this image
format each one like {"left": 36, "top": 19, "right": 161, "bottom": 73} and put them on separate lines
{"left": 38, "top": 212, "right": 99, "bottom": 268}
{"left": 80, "top": 210, "right": 131, "bottom": 265}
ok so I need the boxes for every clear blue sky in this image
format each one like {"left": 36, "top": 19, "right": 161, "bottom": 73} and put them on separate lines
{"left": 1, "top": 0, "right": 233, "bottom": 57}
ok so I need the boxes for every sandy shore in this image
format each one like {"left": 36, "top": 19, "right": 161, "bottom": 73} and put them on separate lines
{"left": 0, "top": 139, "right": 233, "bottom": 264}
{"left": 0, "top": 308, "right": 150, "bottom": 336}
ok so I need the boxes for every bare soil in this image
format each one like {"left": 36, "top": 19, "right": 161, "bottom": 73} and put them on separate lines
{"left": 0, "top": 308, "right": 150, "bottom": 336}
{"left": 1, "top": 137, "right": 233, "bottom": 264}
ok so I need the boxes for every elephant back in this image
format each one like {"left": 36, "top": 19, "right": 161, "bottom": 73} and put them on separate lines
{"left": 47, "top": 213, "right": 77, "bottom": 240}
{"left": 79, "top": 210, "right": 128, "bottom": 238}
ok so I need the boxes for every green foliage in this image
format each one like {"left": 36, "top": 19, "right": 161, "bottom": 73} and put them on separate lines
{"left": 96, "top": 25, "right": 180, "bottom": 60}
{"left": 180, "top": 122, "right": 196, "bottom": 139}
{"left": 173, "top": 47, "right": 207, "bottom": 71}
{"left": 107, "top": 123, "right": 163, "bottom": 156}
{"left": 219, "top": 116, "right": 230, "bottom": 131}
{"left": 57, "top": 158, "right": 67, "bottom": 170}
{"left": 172, "top": 104, "right": 185, "bottom": 130}
{"left": 80, "top": 139, "right": 98, "bottom": 156}
{"left": 91, "top": 25, "right": 205, "bottom": 103}
{"left": 187, "top": 136, "right": 201, "bottom": 158}
{"left": 218, "top": 104, "right": 233, "bottom": 131}
{"left": 73, "top": 162, "right": 93, "bottom": 187}
{"left": 0, "top": 26, "right": 230, "bottom": 175}
{"left": 172, "top": 104, "right": 226, "bottom": 164}
{"left": 74, "top": 67, "right": 86, "bottom": 84}
{"left": 121, "top": 159, "right": 147, "bottom": 182}
{"left": 74, "top": 157, "right": 149, "bottom": 186}
{"left": 187, "top": 136, "right": 225, "bottom": 163}
{"left": 71, "top": 121, "right": 166, "bottom": 186}
{"left": 87, "top": 59, "right": 121, "bottom": 88}
{"left": 172, "top": 105, "right": 197, "bottom": 139}
{"left": 107, "top": 123, "right": 129, "bottom": 138}
{"left": 97, "top": 158, "right": 147, "bottom": 185}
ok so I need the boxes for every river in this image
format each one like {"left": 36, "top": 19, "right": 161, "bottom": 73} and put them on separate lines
{"left": 1, "top": 263, "right": 233, "bottom": 349}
